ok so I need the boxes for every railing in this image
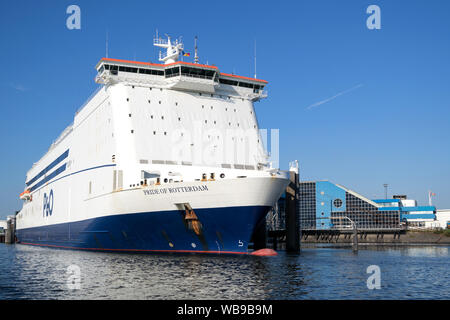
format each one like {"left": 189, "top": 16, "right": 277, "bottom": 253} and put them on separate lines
{"left": 154, "top": 38, "right": 168, "bottom": 45}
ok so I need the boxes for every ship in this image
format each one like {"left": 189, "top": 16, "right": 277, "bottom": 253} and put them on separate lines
{"left": 15, "top": 34, "right": 289, "bottom": 254}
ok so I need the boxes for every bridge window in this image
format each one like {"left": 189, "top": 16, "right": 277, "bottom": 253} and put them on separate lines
{"left": 119, "top": 66, "right": 138, "bottom": 73}
{"left": 180, "top": 66, "right": 215, "bottom": 80}
{"left": 138, "top": 68, "right": 164, "bottom": 76}
{"left": 165, "top": 67, "right": 180, "bottom": 78}
{"left": 219, "top": 78, "right": 264, "bottom": 91}
{"left": 219, "top": 78, "right": 238, "bottom": 86}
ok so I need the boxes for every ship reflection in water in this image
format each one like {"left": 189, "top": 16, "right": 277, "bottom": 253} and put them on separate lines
{"left": 0, "top": 245, "right": 449, "bottom": 300}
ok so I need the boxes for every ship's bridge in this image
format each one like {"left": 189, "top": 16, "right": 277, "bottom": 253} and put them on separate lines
{"left": 95, "top": 59, "right": 268, "bottom": 100}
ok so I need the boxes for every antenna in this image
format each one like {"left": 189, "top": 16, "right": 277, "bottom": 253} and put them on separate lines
{"left": 194, "top": 36, "right": 199, "bottom": 64}
{"left": 254, "top": 38, "right": 257, "bottom": 79}
{"left": 106, "top": 30, "right": 109, "bottom": 58}
{"left": 153, "top": 32, "right": 184, "bottom": 64}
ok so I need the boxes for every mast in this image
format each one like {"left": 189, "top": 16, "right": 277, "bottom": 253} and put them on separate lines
{"left": 194, "top": 36, "right": 199, "bottom": 64}
{"left": 153, "top": 34, "right": 184, "bottom": 64}
{"left": 254, "top": 38, "right": 257, "bottom": 79}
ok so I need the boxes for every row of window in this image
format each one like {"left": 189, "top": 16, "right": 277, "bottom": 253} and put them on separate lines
{"left": 100, "top": 64, "right": 264, "bottom": 91}
{"left": 103, "top": 64, "right": 164, "bottom": 76}
{"left": 219, "top": 78, "right": 263, "bottom": 90}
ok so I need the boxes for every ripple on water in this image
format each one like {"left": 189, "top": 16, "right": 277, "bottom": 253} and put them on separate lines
{"left": 0, "top": 244, "right": 449, "bottom": 299}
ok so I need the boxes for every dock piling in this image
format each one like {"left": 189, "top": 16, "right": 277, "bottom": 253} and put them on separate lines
{"left": 285, "top": 170, "right": 300, "bottom": 253}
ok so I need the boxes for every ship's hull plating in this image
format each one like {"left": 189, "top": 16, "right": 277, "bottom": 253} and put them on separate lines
{"left": 16, "top": 205, "right": 271, "bottom": 254}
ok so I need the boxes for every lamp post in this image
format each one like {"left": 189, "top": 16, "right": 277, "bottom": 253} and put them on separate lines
{"left": 384, "top": 184, "right": 388, "bottom": 199}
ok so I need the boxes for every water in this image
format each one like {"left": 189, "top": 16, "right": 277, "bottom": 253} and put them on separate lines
{"left": 0, "top": 244, "right": 449, "bottom": 300}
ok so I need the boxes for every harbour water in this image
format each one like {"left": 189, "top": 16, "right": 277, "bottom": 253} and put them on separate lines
{"left": 0, "top": 244, "right": 448, "bottom": 300}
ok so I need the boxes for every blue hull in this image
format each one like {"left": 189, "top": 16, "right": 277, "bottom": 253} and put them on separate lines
{"left": 16, "top": 205, "right": 271, "bottom": 254}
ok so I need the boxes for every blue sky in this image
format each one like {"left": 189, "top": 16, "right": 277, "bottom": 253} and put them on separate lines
{"left": 0, "top": 0, "right": 449, "bottom": 218}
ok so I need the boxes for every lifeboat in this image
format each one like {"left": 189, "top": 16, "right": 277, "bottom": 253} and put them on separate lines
{"left": 19, "top": 190, "right": 32, "bottom": 201}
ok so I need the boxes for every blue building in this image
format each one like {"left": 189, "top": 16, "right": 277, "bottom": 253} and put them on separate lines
{"left": 299, "top": 181, "right": 402, "bottom": 231}
{"left": 372, "top": 198, "right": 436, "bottom": 228}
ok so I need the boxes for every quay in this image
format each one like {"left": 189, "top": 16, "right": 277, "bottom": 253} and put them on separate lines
{"left": 252, "top": 164, "right": 450, "bottom": 252}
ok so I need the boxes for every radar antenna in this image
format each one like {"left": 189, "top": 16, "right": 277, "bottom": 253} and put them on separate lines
{"left": 153, "top": 33, "right": 184, "bottom": 64}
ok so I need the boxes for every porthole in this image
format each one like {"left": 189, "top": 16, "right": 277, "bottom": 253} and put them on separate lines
{"left": 334, "top": 199, "right": 343, "bottom": 208}
{"left": 220, "top": 173, "right": 225, "bottom": 178}
{"left": 164, "top": 178, "right": 168, "bottom": 183}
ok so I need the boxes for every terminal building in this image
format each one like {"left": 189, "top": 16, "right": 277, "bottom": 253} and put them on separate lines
{"left": 297, "top": 181, "right": 448, "bottom": 232}
{"left": 299, "top": 181, "right": 402, "bottom": 232}
{"left": 372, "top": 196, "right": 437, "bottom": 228}
{"left": 266, "top": 180, "right": 449, "bottom": 237}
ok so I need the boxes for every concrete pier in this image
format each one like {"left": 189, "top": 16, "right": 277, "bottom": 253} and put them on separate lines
{"left": 285, "top": 171, "right": 300, "bottom": 253}
{"left": 4, "top": 216, "right": 16, "bottom": 244}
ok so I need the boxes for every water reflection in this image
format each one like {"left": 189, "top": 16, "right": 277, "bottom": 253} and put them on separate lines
{"left": 0, "top": 244, "right": 449, "bottom": 300}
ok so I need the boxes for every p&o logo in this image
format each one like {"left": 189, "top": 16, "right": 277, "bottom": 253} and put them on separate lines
{"left": 43, "top": 189, "right": 54, "bottom": 217}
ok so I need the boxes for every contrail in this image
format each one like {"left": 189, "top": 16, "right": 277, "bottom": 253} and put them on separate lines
{"left": 306, "top": 84, "right": 363, "bottom": 110}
